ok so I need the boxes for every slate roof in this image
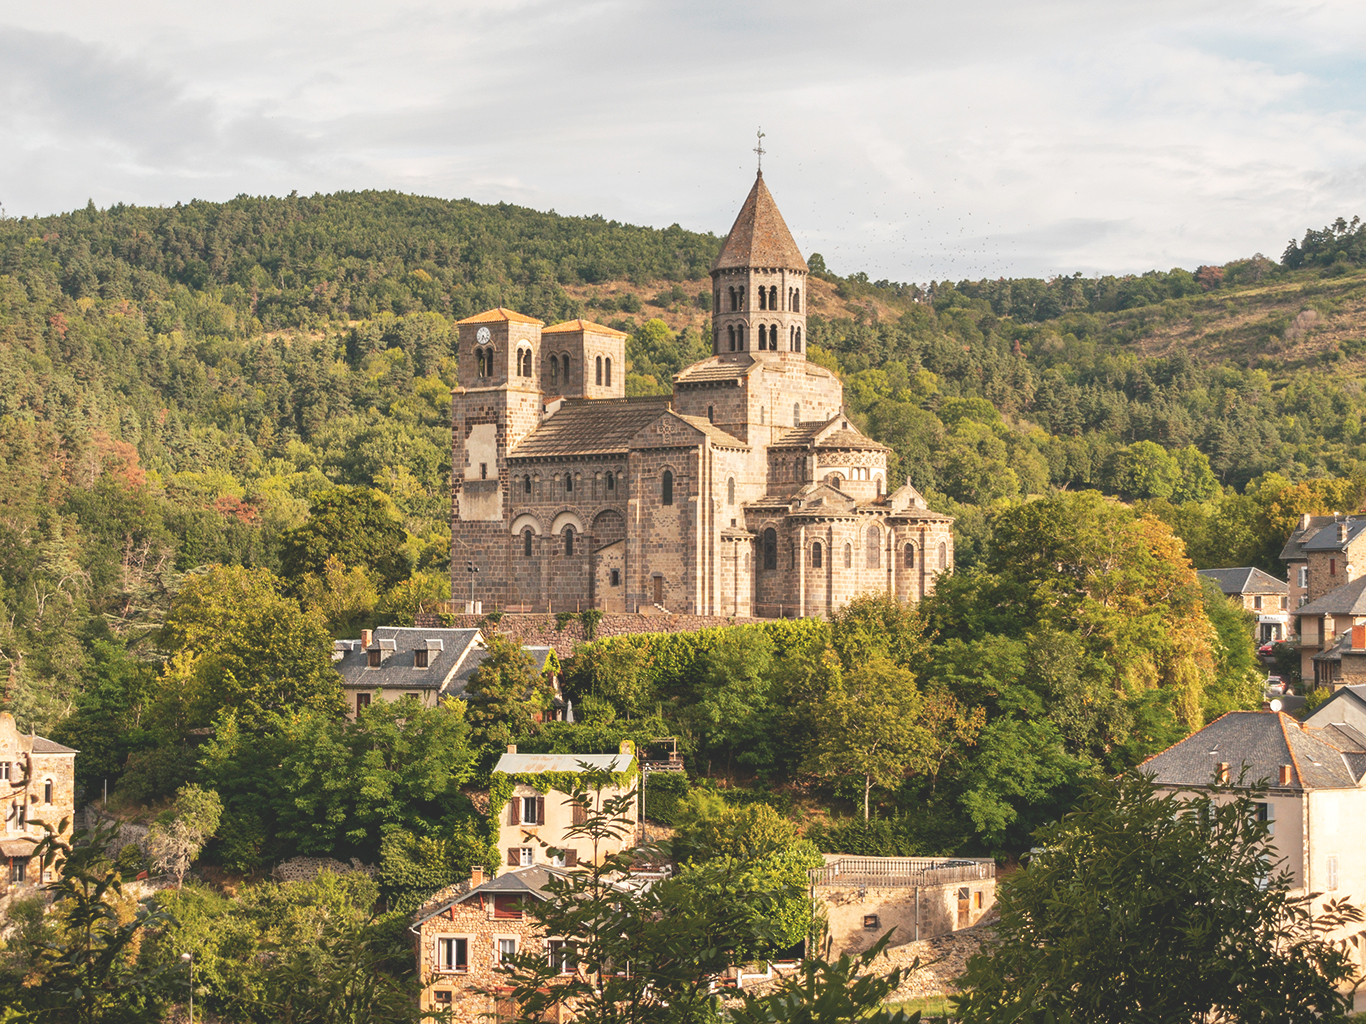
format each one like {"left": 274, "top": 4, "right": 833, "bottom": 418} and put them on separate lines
{"left": 673, "top": 355, "right": 760, "bottom": 385}
{"left": 1140, "top": 710, "right": 1361, "bottom": 790}
{"left": 456, "top": 307, "right": 544, "bottom": 326}
{"left": 542, "top": 319, "right": 628, "bottom": 338}
{"left": 711, "top": 172, "right": 808, "bottom": 272}
{"left": 1302, "top": 518, "right": 1366, "bottom": 552}
{"left": 335, "top": 627, "right": 482, "bottom": 691}
{"left": 1280, "top": 515, "right": 1338, "bottom": 561}
{"left": 1296, "top": 576, "right": 1366, "bottom": 617}
{"left": 510, "top": 397, "right": 672, "bottom": 458}
{"left": 1198, "top": 567, "right": 1288, "bottom": 596}
{"left": 32, "top": 737, "right": 77, "bottom": 754}
{"left": 410, "top": 866, "right": 571, "bottom": 928}
{"left": 494, "top": 752, "right": 634, "bottom": 774}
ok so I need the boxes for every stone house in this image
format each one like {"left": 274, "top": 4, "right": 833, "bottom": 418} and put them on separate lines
{"left": 810, "top": 855, "right": 995, "bottom": 956}
{"left": 334, "top": 626, "right": 559, "bottom": 720}
{"left": 412, "top": 864, "right": 574, "bottom": 1022}
{"left": 0, "top": 712, "right": 77, "bottom": 889}
{"left": 493, "top": 745, "right": 637, "bottom": 875}
{"left": 1281, "top": 513, "right": 1366, "bottom": 611}
{"left": 1311, "top": 622, "right": 1366, "bottom": 690}
{"left": 1197, "top": 567, "right": 1289, "bottom": 643}
{"left": 1294, "top": 577, "right": 1366, "bottom": 686}
{"left": 1141, "top": 706, "right": 1366, "bottom": 999}
{"left": 449, "top": 172, "right": 954, "bottom": 618}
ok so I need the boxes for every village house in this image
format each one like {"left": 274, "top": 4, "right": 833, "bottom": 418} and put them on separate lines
{"left": 333, "top": 626, "right": 559, "bottom": 720}
{"left": 1141, "top": 704, "right": 1366, "bottom": 1001}
{"left": 1292, "top": 578, "right": 1366, "bottom": 686}
{"left": 412, "top": 864, "right": 573, "bottom": 1022}
{"left": 1197, "top": 567, "right": 1289, "bottom": 643}
{"left": 493, "top": 743, "right": 637, "bottom": 874}
{"left": 810, "top": 855, "right": 996, "bottom": 956}
{"left": 0, "top": 712, "right": 77, "bottom": 890}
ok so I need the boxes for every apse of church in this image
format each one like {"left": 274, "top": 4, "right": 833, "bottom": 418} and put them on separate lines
{"left": 449, "top": 172, "right": 955, "bottom": 618}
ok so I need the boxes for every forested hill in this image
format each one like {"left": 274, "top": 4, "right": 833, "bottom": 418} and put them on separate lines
{"left": 4, "top": 189, "right": 1366, "bottom": 730}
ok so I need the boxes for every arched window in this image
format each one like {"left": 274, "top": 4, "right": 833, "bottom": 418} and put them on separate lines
{"left": 905, "top": 543, "right": 916, "bottom": 568}
{"left": 793, "top": 402, "right": 800, "bottom": 425}
{"left": 596, "top": 356, "right": 603, "bottom": 385}
{"left": 844, "top": 543, "right": 852, "bottom": 569}
{"left": 795, "top": 327, "right": 802, "bottom": 352}
{"left": 728, "top": 287, "right": 737, "bottom": 311}
{"left": 769, "top": 285, "right": 777, "bottom": 310}
{"left": 867, "top": 525, "right": 881, "bottom": 569}
{"left": 605, "top": 358, "right": 611, "bottom": 386}
{"left": 610, "top": 568, "right": 620, "bottom": 587}
{"left": 549, "top": 356, "right": 559, "bottom": 386}
{"left": 789, "top": 287, "right": 794, "bottom": 310}
{"left": 759, "top": 287, "right": 767, "bottom": 311}
{"left": 662, "top": 469, "right": 673, "bottom": 505}
{"left": 738, "top": 286, "right": 745, "bottom": 309}
{"left": 523, "top": 475, "right": 531, "bottom": 493}
{"left": 714, "top": 291, "right": 720, "bottom": 312}
{"left": 606, "top": 472, "right": 615, "bottom": 492}
{"left": 727, "top": 477, "right": 735, "bottom": 505}
{"left": 763, "top": 528, "right": 777, "bottom": 570}
{"left": 760, "top": 406, "right": 765, "bottom": 424}
{"left": 728, "top": 325, "right": 736, "bottom": 352}
{"left": 793, "top": 288, "right": 800, "bottom": 312}
{"left": 524, "top": 529, "right": 533, "bottom": 557}
{"left": 564, "top": 527, "right": 575, "bottom": 556}
{"left": 812, "top": 542, "right": 823, "bottom": 568}
{"left": 758, "top": 325, "right": 767, "bottom": 350}
{"left": 875, "top": 474, "right": 883, "bottom": 496}
{"left": 736, "top": 324, "right": 745, "bottom": 349}
{"left": 44, "top": 779, "right": 53, "bottom": 804}
{"left": 565, "top": 473, "right": 574, "bottom": 493}
{"left": 939, "top": 541, "right": 948, "bottom": 569}
{"left": 708, "top": 405, "right": 714, "bottom": 422}
{"left": 561, "top": 354, "right": 571, "bottom": 384}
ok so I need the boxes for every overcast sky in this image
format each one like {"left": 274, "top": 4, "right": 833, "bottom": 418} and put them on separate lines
{"left": 2, "top": 0, "right": 1365, "bottom": 282}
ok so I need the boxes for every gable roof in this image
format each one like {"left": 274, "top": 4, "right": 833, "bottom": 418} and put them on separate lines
{"left": 494, "top": 751, "right": 634, "bottom": 774}
{"left": 1140, "top": 710, "right": 1360, "bottom": 791}
{"left": 1296, "top": 575, "right": 1366, "bottom": 617}
{"left": 1197, "top": 567, "right": 1288, "bottom": 596}
{"left": 542, "top": 319, "right": 628, "bottom": 338}
{"left": 456, "top": 307, "right": 545, "bottom": 326}
{"left": 335, "top": 627, "right": 483, "bottom": 691}
{"left": 1301, "top": 518, "right": 1366, "bottom": 552}
{"left": 711, "top": 173, "right": 808, "bottom": 272}
{"left": 771, "top": 412, "right": 889, "bottom": 453}
{"left": 673, "top": 355, "right": 760, "bottom": 385}
{"left": 1280, "top": 515, "right": 1339, "bottom": 561}
{"left": 510, "top": 397, "right": 675, "bottom": 458}
{"left": 670, "top": 413, "right": 748, "bottom": 450}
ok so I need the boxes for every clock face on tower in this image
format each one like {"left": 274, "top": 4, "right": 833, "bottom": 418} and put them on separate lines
{"left": 476, "top": 327, "right": 491, "bottom": 345}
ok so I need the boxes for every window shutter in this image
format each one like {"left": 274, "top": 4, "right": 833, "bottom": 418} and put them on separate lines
{"left": 507, "top": 847, "right": 518, "bottom": 866}
{"left": 572, "top": 803, "right": 587, "bottom": 826}
{"left": 536, "top": 797, "right": 546, "bottom": 825}
{"left": 509, "top": 800, "right": 520, "bottom": 825}
{"left": 564, "top": 848, "right": 578, "bottom": 868}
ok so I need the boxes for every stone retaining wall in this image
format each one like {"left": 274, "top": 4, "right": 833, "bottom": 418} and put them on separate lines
{"left": 272, "top": 856, "right": 376, "bottom": 883}
{"left": 414, "top": 611, "right": 766, "bottom": 658}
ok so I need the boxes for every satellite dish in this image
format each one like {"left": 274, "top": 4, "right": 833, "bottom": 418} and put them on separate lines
{"left": 1270, "top": 698, "right": 1284, "bottom": 713}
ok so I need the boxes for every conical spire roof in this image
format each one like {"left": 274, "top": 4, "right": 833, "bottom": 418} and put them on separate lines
{"left": 711, "top": 172, "right": 808, "bottom": 273}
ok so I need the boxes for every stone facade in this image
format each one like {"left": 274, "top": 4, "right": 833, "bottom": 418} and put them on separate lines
{"left": 0, "top": 712, "right": 77, "bottom": 888}
{"left": 450, "top": 174, "right": 953, "bottom": 618}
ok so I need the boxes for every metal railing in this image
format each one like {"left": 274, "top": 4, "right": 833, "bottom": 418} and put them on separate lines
{"left": 809, "top": 856, "right": 995, "bottom": 888}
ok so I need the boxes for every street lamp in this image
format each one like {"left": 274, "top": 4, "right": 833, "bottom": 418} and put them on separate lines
{"left": 180, "top": 952, "right": 193, "bottom": 1023}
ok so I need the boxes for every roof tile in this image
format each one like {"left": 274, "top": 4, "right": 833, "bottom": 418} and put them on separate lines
{"left": 712, "top": 173, "right": 808, "bottom": 272}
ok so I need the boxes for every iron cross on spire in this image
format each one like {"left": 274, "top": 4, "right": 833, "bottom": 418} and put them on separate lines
{"left": 754, "top": 129, "right": 766, "bottom": 174}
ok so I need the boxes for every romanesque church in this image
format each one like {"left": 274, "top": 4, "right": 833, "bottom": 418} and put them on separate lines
{"left": 449, "top": 172, "right": 954, "bottom": 617}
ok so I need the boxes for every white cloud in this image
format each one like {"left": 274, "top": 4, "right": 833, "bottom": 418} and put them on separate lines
{"left": 1, "top": 0, "right": 1365, "bottom": 281}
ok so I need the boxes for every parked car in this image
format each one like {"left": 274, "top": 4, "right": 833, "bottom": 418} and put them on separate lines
{"left": 1258, "top": 640, "right": 1277, "bottom": 658}
{"left": 1264, "top": 676, "right": 1290, "bottom": 695}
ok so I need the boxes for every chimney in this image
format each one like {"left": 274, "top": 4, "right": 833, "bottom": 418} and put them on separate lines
{"left": 1338, "top": 523, "right": 1349, "bottom": 543}
{"left": 1300, "top": 513, "right": 1312, "bottom": 531}
{"left": 361, "top": 628, "right": 373, "bottom": 649}
{"left": 1355, "top": 625, "right": 1365, "bottom": 651}
{"left": 1216, "top": 761, "right": 1230, "bottom": 784}
{"left": 1279, "top": 764, "right": 1292, "bottom": 786}
{"left": 470, "top": 865, "right": 485, "bottom": 887}
{"left": 507, "top": 744, "right": 517, "bottom": 754}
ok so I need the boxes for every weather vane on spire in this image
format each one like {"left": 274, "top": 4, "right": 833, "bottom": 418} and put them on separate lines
{"left": 754, "top": 128, "right": 766, "bottom": 174}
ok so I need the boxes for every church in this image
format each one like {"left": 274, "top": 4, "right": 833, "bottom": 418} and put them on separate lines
{"left": 449, "top": 172, "right": 954, "bottom": 618}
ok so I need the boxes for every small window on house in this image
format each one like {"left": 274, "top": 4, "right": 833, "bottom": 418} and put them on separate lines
{"left": 812, "top": 542, "right": 823, "bottom": 568}
{"left": 367, "top": 650, "right": 381, "bottom": 668}
{"left": 436, "top": 937, "right": 468, "bottom": 972}
{"left": 524, "top": 529, "right": 533, "bottom": 557}
{"left": 1281, "top": 595, "right": 1288, "bottom": 609}
{"left": 499, "top": 937, "right": 518, "bottom": 962}
{"left": 0, "top": 763, "right": 9, "bottom": 782}
{"left": 564, "top": 528, "right": 574, "bottom": 557}
{"left": 565, "top": 473, "right": 573, "bottom": 493}
{"left": 939, "top": 542, "right": 948, "bottom": 569}
{"left": 662, "top": 470, "right": 673, "bottom": 506}
{"left": 480, "top": 462, "right": 488, "bottom": 480}
{"left": 863, "top": 914, "right": 880, "bottom": 930}
{"left": 548, "top": 939, "right": 575, "bottom": 974}
{"left": 356, "top": 692, "right": 371, "bottom": 714}
{"left": 727, "top": 477, "right": 735, "bottom": 505}
{"left": 1331, "top": 558, "right": 1337, "bottom": 576}
{"left": 606, "top": 472, "right": 615, "bottom": 492}
{"left": 844, "top": 543, "right": 852, "bottom": 569}
{"left": 867, "top": 525, "right": 881, "bottom": 569}
{"left": 975, "top": 891, "right": 983, "bottom": 909}
{"left": 610, "top": 568, "right": 620, "bottom": 587}
{"left": 44, "top": 780, "right": 53, "bottom": 804}
{"left": 763, "top": 528, "right": 777, "bottom": 571}
{"left": 494, "top": 893, "right": 526, "bottom": 919}
{"left": 905, "top": 544, "right": 916, "bottom": 568}
{"left": 605, "top": 357, "right": 612, "bottom": 386}
{"left": 434, "top": 990, "right": 453, "bottom": 1004}
{"left": 10, "top": 860, "right": 24, "bottom": 884}
{"left": 1300, "top": 566, "right": 1308, "bottom": 588}
{"left": 1254, "top": 595, "right": 1262, "bottom": 610}
{"left": 414, "top": 648, "right": 429, "bottom": 669}
{"left": 524, "top": 475, "right": 531, "bottom": 493}
{"left": 596, "top": 356, "right": 603, "bottom": 385}
{"left": 522, "top": 796, "right": 542, "bottom": 825}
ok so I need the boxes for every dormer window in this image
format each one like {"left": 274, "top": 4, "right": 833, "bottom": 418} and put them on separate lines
{"left": 414, "top": 649, "right": 429, "bottom": 669}
{"left": 367, "top": 649, "right": 381, "bottom": 668}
